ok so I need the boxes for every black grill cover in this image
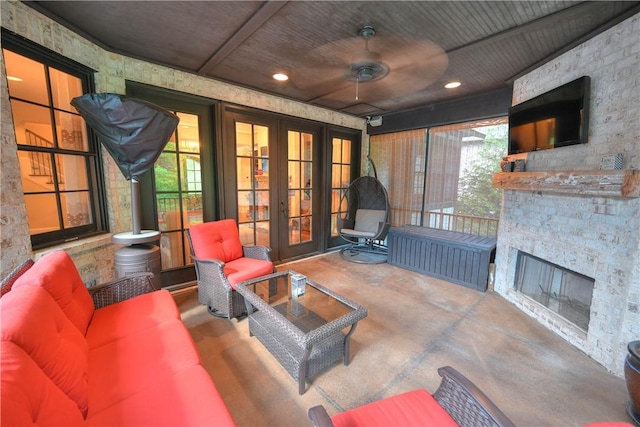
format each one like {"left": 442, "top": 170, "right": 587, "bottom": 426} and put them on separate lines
{"left": 71, "top": 93, "right": 179, "bottom": 180}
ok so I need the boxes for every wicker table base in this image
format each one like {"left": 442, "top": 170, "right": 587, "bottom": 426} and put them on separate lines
{"left": 237, "top": 271, "right": 368, "bottom": 394}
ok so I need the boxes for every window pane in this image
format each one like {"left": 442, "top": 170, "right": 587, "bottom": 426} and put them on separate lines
{"left": 50, "top": 67, "right": 83, "bottom": 111}
{"left": 288, "top": 131, "right": 300, "bottom": 160}
{"left": 155, "top": 152, "right": 179, "bottom": 191}
{"left": 236, "top": 122, "right": 253, "bottom": 156}
{"left": 18, "top": 151, "right": 55, "bottom": 192}
{"left": 160, "top": 231, "right": 185, "bottom": 269}
{"left": 341, "top": 140, "right": 351, "bottom": 163}
{"left": 56, "top": 154, "right": 89, "bottom": 191}
{"left": 255, "top": 221, "right": 269, "bottom": 246}
{"left": 62, "top": 192, "right": 92, "bottom": 228}
{"left": 332, "top": 138, "right": 341, "bottom": 160}
{"left": 157, "top": 194, "right": 181, "bottom": 232}
{"left": 183, "top": 193, "right": 202, "bottom": 228}
{"left": 25, "top": 194, "right": 60, "bottom": 234}
{"left": 3, "top": 49, "right": 49, "bottom": 105}
{"left": 302, "top": 163, "right": 312, "bottom": 191}
{"left": 56, "top": 111, "right": 88, "bottom": 151}
{"left": 238, "top": 190, "right": 253, "bottom": 222}
{"left": 11, "top": 100, "right": 55, "bottom": 146}
{"left": 239, "top": 223, "right": 253, "bottom": 245}
{"left": 180, "top": 154, "right": 201, "bottom": 192}
{"left": 57, "top": 154, "right": 88, "bottom": 191}
{"left": 341, "top": 166, "right": 350, "bottom": 186}
{"left": 165, "top": 131, "right": 177, "bottom": 151}
{"left": 237, "top": 157, "right": 253, "bottom": 190}
{"left": 289, "top": 190, "right": 301, "bottom": 217}
{"left": 288, "top": 161, "right": 300, "bottom": 188}
{"left": 301, "top": 133, "right": 312, "bottom": 161}
{"left": 177, "top": 112, "right": 200, "bottom": 153}
{"left": 255, "top": 190, "right": 269, "bottom": 220}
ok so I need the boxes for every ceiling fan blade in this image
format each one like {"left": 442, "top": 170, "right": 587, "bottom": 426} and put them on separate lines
{"left": 294, "top": 29, "right": 449, "bottom": 105}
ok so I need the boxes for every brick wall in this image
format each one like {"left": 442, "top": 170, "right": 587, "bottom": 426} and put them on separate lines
{"left": 494, "top": 13, "right": 640, "bottom": 376}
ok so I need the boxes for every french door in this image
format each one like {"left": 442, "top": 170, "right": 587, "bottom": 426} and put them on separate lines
{"left": 224, "top": 108, "right": 322, "bottom": 261}
{"left": 128, "top": 83, "right": 217, "bottom": 288}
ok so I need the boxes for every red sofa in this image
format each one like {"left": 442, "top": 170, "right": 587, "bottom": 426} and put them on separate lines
{"left": 0, "top": 250, "right": 236, "bottom": 426}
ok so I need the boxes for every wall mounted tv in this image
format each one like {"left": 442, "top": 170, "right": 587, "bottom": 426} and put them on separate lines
{"left": 508, "top": 76, "right": 590, "bottom": 155}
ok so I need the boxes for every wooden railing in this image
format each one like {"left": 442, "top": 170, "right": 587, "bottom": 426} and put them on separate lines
{"left": 392, "top": 208, "right": 499, "bottom": 238}
{"left": 425, "top": 211, "right": 499, "bottom": 238}
{"left": 25, "top": 130, "right": 58, "bottom": 183}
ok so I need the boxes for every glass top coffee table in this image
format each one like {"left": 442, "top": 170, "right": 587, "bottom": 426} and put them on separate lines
{"left": 236, "top": 270, "right": 368, "bottom": 394}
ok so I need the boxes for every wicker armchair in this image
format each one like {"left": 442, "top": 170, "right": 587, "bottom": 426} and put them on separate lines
{"left": 186, "top": 219, "right": 275, "bottom": 320}
{"left": 308, "top": 366, "right": 515, "bottom": 427}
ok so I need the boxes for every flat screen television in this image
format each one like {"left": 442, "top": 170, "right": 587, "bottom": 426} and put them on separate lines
{"left": 508, "top": 76, "right": 590, "bottom": 155}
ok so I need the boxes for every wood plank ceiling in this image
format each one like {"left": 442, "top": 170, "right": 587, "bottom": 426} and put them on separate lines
{"left": 25, "top": 1, "right": 640, "bottom": 117}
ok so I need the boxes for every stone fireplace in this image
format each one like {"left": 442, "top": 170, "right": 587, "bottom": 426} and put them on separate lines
{"left": 493, "top": 171, "right": 640, "bottom": 376}
{"left": 489, "top": 13, "right": 639, "bottom": 377}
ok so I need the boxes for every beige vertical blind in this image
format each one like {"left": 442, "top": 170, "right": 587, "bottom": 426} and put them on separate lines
{"left": 369, "top": 117, "right": 507, "bottom": 230}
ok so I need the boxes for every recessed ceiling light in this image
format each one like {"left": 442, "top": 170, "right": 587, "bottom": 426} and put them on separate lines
{"left": 272, "top": 73, "right": 289, "bottom": 81}
{"left": 445, "top": 81, "right": 461, "bottom": 89}
{"left": 7, "top": 76, "right": 23, "bottom": 82}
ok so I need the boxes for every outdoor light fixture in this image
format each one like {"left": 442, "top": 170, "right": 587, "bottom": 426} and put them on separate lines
{"left": 273, "top": 73, "right": 289, "bottom": 81}
{"left": 445, "top": 81, "right": 461, "bottom": 89}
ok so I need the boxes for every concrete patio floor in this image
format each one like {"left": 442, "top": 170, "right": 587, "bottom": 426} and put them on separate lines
{"left": 174, "top": 252, "right": 632, "bottom": 427}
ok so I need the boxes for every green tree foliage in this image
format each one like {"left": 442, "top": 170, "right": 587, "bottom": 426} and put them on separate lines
{"left": 456, "top": 126, "right": 507, "bottom": 219}
{"left": 154, "top": 152, "right": 178, "bottom": 197}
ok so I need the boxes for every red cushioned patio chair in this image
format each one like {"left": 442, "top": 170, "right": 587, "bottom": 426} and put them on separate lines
{"left": 186, "top": 219, "right": 275, "bottom": 319}
{"left": 308, "top": 366, "right": 515, "bottom": 427}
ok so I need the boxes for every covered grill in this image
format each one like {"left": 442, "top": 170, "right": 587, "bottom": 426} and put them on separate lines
{"left": 71, "top": 93, "right": 179, "bottom": 288}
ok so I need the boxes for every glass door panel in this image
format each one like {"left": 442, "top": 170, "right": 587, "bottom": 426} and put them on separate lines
{"left": 155, "top": 112, "right": 203, "bottom": 270}
{"left": 330, "top": 137, "right": 351, "bottom": 236}
{"left": 236, "top": 122, "right": 270, "bottom": 247}
{"left": 287, "top": 130, "right": 313, "bottom": 245}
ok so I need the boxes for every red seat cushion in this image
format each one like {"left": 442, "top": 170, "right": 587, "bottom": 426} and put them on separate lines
{"left": 189, "top": 219, "right": 244, "bottom": 262}
{"left": 86, "top": 365, "right": 236, "bottom": 427}
{"left": 331, "top": 389, "right": 458, "bottom": 427}
{"left": 86, "top": 289, "right": 180, "bottom": 349}
{"left": 87, "top": 319, "right": 202, "bottom": 414}
{"left": 12, "top": 250, "right": 95, "bottom": 335}
{"left": 224, "top": 257, "right": 275, "bottom": 289}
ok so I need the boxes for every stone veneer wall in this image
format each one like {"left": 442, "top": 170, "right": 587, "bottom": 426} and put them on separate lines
{"left": 494, "top": 13, "right": 640, "bottom": 377}
{"left": 0, "top": 1, "right": 365, "bottom": 283}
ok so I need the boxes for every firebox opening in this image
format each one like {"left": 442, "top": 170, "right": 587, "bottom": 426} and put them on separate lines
{"left": 514, "top": 251, "right": 595, "bottom": 331}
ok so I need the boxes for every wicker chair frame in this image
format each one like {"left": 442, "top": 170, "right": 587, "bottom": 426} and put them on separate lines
{"left": 308, "top": 365, "right": 515, "bottom": 427}
{"left": 88, "top": 272, "right": 155, "bottom": 308}
{"left": 185, "top": 228, "right": 274, "bottom": 320}
{"left": 1, "top": 258, "right": 155, "bottom": 309}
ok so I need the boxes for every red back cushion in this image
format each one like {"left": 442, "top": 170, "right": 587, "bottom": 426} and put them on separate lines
{"left": 12, "top": 251, "right": 95, "bottom": 335}
{"left": 189, "top": 219, "right": 243, "bottom": 263}
{"left": 1, "top": 341, "right": 85, "bottom": 426}
{"left": 0, "top": 286, "right": 89, "bottom": 416}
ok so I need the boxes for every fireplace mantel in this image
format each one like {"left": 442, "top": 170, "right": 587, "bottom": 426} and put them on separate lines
{"left": 492, "top": 169, "right": 640, "bottom": 198}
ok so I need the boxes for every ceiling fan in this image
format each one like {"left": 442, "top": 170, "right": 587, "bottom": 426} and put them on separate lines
{"left": 296, "top": 25, "right": 449, "bottom": 106}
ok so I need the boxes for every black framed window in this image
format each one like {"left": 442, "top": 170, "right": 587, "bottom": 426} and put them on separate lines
{"left": 2, "top": 31, "right": 107, "bottom": 248}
